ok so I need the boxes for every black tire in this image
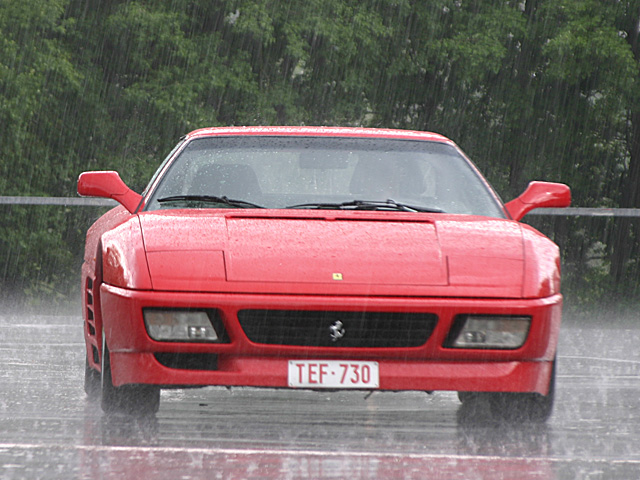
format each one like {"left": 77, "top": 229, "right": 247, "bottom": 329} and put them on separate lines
{"left": 488, "top": 359, "right": 555, "bottom": 423}
{"left": 101, "top": 337, "right": 160, "bottom": 415}
{"left": 84, "top": 357, "right": 101, "bottom": 400}
{"left": 457, "top": 359, "right": 556, "bottom": 423}
{"left": 457, "top": 391, "right": 475, "bottom": 404}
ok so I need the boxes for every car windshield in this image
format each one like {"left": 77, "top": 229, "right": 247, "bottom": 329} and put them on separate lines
{"left": 145, "top": 136, "right": 505, "bottom": 217}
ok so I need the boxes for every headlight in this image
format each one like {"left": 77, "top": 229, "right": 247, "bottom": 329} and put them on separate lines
{"left": 144, "top": 309, "right": 224, "bottom": 342}
{"left": 445, "top": 315, "right": 531, "bottom": 349}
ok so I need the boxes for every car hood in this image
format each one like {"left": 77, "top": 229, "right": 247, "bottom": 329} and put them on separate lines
{"left": 139, "top": 210, "right": 527, "bottom": 298}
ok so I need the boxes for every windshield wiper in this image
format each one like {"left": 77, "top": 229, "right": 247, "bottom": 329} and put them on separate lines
{"left": 157, "top": 195, "right": 264, "bottom": 209}
{"left": 286, "top": 199, "right": 443, "bottom": 213}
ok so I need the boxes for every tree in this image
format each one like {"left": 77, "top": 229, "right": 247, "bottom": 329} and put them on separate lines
{"left": 609, "top": 1, "right": 640, "bottom": 288}
{"left": 2, "top": 0, "right": 640, "bottom": 304}
{"left": 0, "top": 0, "right": 83, "bottom": 301}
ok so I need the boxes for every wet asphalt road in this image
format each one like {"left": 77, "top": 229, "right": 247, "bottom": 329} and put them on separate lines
{"left": 0, "top": 309, "right": 639, "bottom": 479}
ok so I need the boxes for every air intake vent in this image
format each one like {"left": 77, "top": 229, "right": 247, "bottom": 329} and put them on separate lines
{"left": 154, "top": 353, "right": 219, "bottom": 371}
{"left": 238, "top": 310, "right": 437, "bottom": 348}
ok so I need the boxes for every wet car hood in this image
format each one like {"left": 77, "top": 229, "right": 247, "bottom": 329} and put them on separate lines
{"left": 139, "top": 210, "right": 526, "bottom": 298}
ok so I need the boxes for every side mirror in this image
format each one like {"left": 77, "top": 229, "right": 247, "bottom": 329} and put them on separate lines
{"left": 77, "top": 171, "right": 143, "bottom": 214}
{"left": 505, "top": 181, "right": 571, "bottom": 221}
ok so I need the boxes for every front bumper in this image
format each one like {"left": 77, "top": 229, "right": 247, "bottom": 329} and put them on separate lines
{"left": 96, "top": 284, "right": 562, "bottom": 395}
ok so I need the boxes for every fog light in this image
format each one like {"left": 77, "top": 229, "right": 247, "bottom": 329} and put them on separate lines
{"left": 447, "top": 315, "right": 531, "bottom": 349}
{"left": 188, "top": 326, "right": 208, "bottom": 339}
{"left": 144, "top": 310, "right": 220, "bottom": 342}
{"left": 463, "top": 330, "right": 486, "bottom": 344}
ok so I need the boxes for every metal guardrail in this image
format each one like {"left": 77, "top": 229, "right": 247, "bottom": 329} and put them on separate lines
{"left": 1, "top": 197, "right": 640, "bottom": 216}
{"left": 0, "top": 196, "right": 117, "bottom": 207}
{"left": 529, "top": 207, "right": 640, "bottom": 217}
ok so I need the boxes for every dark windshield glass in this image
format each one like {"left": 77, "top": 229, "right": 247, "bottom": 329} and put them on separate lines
{"left": 145, "top": 136, "right": 505, "bottom": 217}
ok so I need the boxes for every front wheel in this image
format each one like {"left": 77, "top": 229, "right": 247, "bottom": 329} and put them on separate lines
{"left": 101, "top": 337, "right": 160, "bottom": 415}
{"left": 458, "top": 359, "right": 556, "bottom": 423}
{"left": 84, "top": 357, "right": 101, "bottom": 400}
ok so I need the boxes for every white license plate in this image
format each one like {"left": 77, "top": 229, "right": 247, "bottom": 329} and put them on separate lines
{"left": 288, "top": 360, "right": 379, "bottom": 388}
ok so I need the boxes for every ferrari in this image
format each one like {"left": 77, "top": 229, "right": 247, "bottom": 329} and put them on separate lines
{"left": 78, "top": 126, "right": 570, "bottom": 419}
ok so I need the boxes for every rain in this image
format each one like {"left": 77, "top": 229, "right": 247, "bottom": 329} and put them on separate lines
{"left": 2, "top": 1, "right": 640, "bottom": 478}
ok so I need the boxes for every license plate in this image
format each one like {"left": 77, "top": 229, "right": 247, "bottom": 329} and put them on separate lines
{"left": 288, "top": 360, "right": 379, "bottom": 388}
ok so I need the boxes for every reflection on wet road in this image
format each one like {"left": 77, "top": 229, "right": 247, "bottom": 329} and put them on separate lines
{"left": 1, "top": 311, "right": 639, "bottom": 478}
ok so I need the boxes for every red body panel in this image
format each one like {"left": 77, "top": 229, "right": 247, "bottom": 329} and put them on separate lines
{"left": 135, "top": 210, "right": 534, "bottom": 298}
{"left": 79, "top": 126, "right": 569, "bottom": 399}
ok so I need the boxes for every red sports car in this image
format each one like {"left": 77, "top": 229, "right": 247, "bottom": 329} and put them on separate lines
{"left": 78, "top": 126, "right": 570, "bottom": 419}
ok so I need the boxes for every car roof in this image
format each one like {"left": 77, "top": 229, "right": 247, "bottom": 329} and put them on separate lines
{"left": 185, "top": 126, "right": 455, "bottom": 145}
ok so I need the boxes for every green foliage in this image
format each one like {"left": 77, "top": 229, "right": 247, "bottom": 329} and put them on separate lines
{"left": 0, "top": 206, "right": 77, "bottom": 301}
{"left": 0, "top": 0, "right": 80, "bottom": 195}
{"left": 1, "top": 0, "right": 640, "bottom": 304}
